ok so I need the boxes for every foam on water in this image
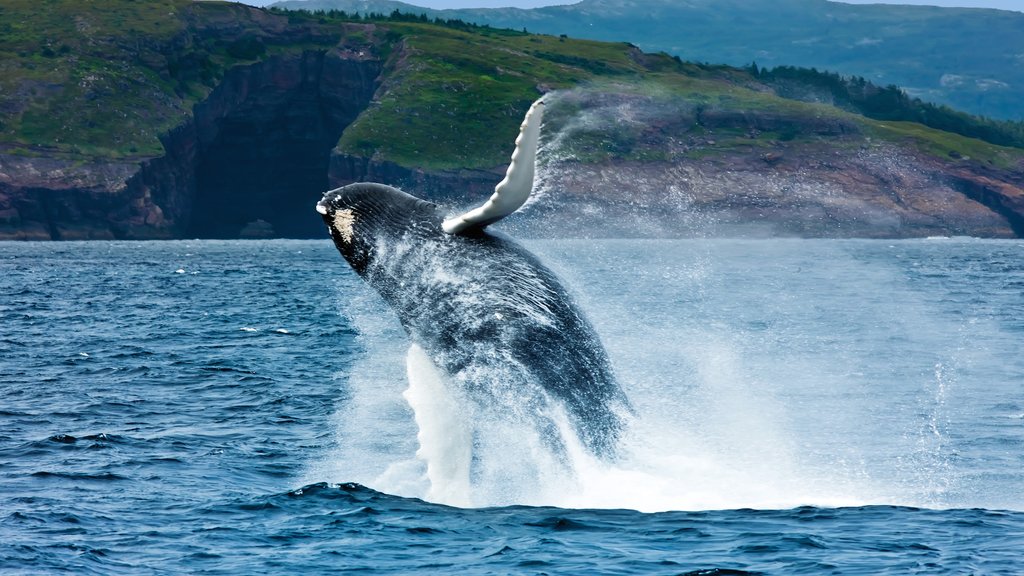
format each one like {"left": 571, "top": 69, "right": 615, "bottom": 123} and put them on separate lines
{"left": 302, "top": 286, "right": 424, "bottom": 497}
{"left": 400, "top": 341, "right": 590, "bottom": 508}
{"left": 396, "top": 330, "right": 875, "bottom": 512}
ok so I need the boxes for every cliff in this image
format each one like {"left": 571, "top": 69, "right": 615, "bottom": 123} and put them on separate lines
{"left": 1, "top": 2, "right": 1023, "bottom": 240}
{"left": 0, "top": 46, "right": 381, "bottom": 240}
{"left": 1, "top": 2, "right": 384, "bottom": 239}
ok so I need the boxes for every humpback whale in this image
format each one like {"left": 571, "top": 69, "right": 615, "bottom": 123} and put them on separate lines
{"left": 317, "top": 99, "right": 630, "bottom": 458}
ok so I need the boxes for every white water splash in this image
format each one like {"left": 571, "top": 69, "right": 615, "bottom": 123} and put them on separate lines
{"left": 310, "top": 239, "right": 1021, "bottom": 513}
{"left": 386, "top": 319, "right": 869, "bottom": 512}
{"left": 392, "top": 336, "right": 873, "bottom": 512}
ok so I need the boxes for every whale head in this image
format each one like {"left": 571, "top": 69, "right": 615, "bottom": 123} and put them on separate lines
{"left": 316, "top": 182, "right": 444, "bottom": 275}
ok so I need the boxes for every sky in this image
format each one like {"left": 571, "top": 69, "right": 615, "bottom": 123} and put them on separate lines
{"left": 393, "top": 0, "right": 1024, "bottom": 10}
{"left": 837, "top": 0, "right": 1023, "bottom": 9}
{"left": 243, "top": 0, "right": 1023, "bottom": 10}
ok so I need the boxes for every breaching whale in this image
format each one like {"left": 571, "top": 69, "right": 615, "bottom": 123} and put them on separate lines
{"left": 316, "top": 99, "right": 630, "bottom": 458}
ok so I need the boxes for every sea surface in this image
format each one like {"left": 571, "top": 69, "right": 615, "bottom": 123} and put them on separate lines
{"left": 2, "top": 238, "right": 1023, "bottom": 574}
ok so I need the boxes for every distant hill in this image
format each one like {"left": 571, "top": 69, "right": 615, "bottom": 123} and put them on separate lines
{"left": 271, "top": 0, "right": 1024, "bottom": 121}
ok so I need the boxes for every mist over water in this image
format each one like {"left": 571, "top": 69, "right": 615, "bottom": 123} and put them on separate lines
{"left": 306, "top": 237, "right": 1024, "bottom": 513}
{"left": 503, "top": 86, "right": 720, "bottom": 238}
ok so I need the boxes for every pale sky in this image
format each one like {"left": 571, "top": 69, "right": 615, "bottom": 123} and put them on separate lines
{"left": 243, "top": 0, "right": 1023, "bottom": 12}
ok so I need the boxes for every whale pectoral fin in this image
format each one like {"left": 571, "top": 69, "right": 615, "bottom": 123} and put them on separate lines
{"left": 442, "top": 98, "right": 545, "bottom": 235}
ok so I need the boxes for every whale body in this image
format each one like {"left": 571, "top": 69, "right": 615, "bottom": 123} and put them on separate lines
{"left": 316, "top": 99, "right": 630, "bottom": 458}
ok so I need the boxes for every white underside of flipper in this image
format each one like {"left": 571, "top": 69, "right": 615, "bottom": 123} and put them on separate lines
{"left": 442, "top": 98, "right": 545, "bottom": 235}
{"left": 403, "top": 344, "right": 473, "bottom": 507}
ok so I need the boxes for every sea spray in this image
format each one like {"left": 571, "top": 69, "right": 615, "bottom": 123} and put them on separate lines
{"left": 504, "top": 85, "right": 713, "bottom": 238}
{"left": 403, "top": 343, "right": 586, "bottom": 507}
{"left": 308, "top": 238, "right": 1024, "bottom": 512}
{"left": 301, "top": 283, "right": 427, "bottom": 498}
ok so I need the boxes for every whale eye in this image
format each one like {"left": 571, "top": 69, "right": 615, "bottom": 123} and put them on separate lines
{"left": 332, "top": 209, "right": 356, "bottom": 244}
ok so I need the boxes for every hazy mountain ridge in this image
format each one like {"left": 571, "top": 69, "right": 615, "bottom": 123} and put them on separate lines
{"left": 271, "top": 0, "right": 1024, "bottom": 120}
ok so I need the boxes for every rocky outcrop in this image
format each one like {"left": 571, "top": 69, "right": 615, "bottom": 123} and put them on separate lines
{"left": 469, "top": 89, "right": 1024, "bottom": 238}
{"left": 948, "top": 169, "right": 1024, "bottom": 237}
{"left": 497, "top": 147, "right": 1021, "bottom": 239}
{"left": 0, "top": 153, "right": 144, "bottom": 240}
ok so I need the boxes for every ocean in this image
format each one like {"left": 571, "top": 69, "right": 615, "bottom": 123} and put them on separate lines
{"left": 2, "top": 238, "right": 1023, "bottom": 574}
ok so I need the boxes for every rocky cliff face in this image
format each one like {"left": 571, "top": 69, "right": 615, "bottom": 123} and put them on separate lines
{"left": 0, "top": 154, "right": 144, "bottom": 240}
{"left": 0, "top": 44, "right": 381, "bottom": 240}
{"left": 189, "top": 48, "right": 380, "bottom": 238}
{"left": 371, "top": 90, "right": 1024, "bottom": 239}
{"left": 324, "top": 148, "right": 1024, "bottom": 240}
{"left": 2, "top": 7, "right": 1023, "bottom": 240}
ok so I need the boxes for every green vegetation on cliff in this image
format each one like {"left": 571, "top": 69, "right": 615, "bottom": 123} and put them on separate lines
{"left": 333, "top": 20, "right": 647, "bottom": 169}
{"left": 2, "top": 1, "right": 1023, "bottom": 172}
{"left": 1, "top": 0, "right": 186, "bottom": 156}
{"left": 286, "top": 8, "right": 1024, "bottom": 170}
{"left": 271, "top": 0, "right": 1024, "bottom": 122}
{"left": 0, "top": 0, "right": 340, "bottom": 158}
{"left": 752, "top": 65, "right": 1024, "bottom": 151}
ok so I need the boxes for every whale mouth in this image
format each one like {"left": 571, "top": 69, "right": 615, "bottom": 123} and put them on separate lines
{"left": 316, "top": 186, "right": 349, "bottom": 216}
{"left": 316, "top": 190, "right": 358, "bottom": 246}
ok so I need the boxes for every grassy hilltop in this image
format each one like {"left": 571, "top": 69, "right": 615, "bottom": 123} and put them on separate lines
{"left": 1, "top": 1, "right": 1021, "bottom": 168}
{"left": 0, "top": 0, "right": 344, "bottom": 158}
{"left": 0, "top": 1, "right": 1019, "bottom": 168}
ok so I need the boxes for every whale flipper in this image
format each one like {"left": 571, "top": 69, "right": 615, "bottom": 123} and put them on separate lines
{"left": 441, "top": 98, "right": 545, "bottom": 235}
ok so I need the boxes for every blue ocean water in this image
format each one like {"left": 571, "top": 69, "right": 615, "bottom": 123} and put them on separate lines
{"left": 2, "top": 238, "right": 1024, "bottom": 574}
